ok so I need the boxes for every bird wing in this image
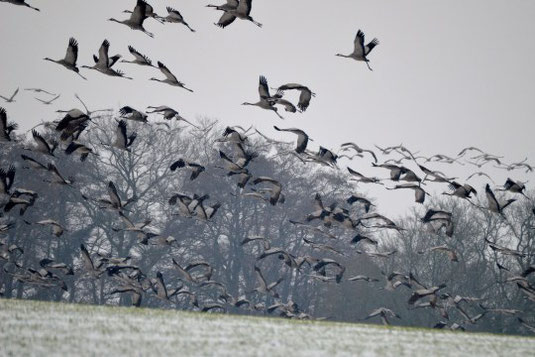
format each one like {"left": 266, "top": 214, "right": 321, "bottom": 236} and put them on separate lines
{"left": 80, "top": 244, "right": 95, "bottom": 272}
{"left": 157, "top": 61, "right": 178, "bottom": 82}
{"left": 9, "top": 88, "right": 19, "bottom": 101}
{"left": 130, "top": 0, "right": 149, "bottom": 24}
{"left": 115, "top": 120, "right": 128, "bottom": 149}
{"left": 297, "top": 89, "right": 312, "bottom": 111}
{"left": 258, "top": 75, "right": 271, "bottom": 99}
{"left": 485, "top": 184, "right": 500, "bottom": 212}
{"left": 166, "top": 6, "right": 184, "bottom": 20}
{"left": 107, "top": 181, "right": 122, "bottom": 208}
{"left": 352, "top": 30, "right": 366, "bottom": 57}
{"left": 97, "top": 40, "right": 110, "bottom": 68}
{"left": 365, "top": 38, "right": 379, "bottom": 56}
{"left": 128, "top": 46, "right": 152, "bottom": 65}
{"left": 32, "top": 130, "right": 52, "bottom": 153}
{"left": 254, "top": 266, "right": 268, "bottom": 290}
{"left": 216, "top": 12, "right": 236, "bottom": 28}
{"left": 274, "top": 98, "right": 297, "bottom": 112}
{"left": 65, "top": 38, "right": 79, "bottom": 66}
{"left": 237, "top": 0, "right": 253, "bottom": 15}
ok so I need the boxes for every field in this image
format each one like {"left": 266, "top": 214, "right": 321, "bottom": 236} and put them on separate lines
{"left": 0, "top": 299, "right": 533, "bottom": 356}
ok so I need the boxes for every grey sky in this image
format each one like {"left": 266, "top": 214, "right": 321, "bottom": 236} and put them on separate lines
{"left": 1, "top": 0, "right": 534, "bottom": 216}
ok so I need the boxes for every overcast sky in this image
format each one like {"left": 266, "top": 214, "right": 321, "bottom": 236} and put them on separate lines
{"left": 1, "top": 0, "right": 534, "bottom": 216}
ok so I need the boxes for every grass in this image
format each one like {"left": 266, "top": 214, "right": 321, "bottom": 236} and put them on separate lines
{"left": 0, "top": 298, "right": 533, "bottom": 356}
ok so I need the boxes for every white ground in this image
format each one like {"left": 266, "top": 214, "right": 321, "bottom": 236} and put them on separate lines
{"left": 0, "top": 299, "right": 533, "bottom": 356}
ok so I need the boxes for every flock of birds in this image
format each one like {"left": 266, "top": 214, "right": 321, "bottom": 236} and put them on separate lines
{"left": 1, "top": 0, "right": 535, "bottom": 333}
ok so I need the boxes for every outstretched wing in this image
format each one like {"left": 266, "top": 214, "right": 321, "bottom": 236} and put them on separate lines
{"left": 216, "top": 12, "right": 236, "bottom": 28}
{"left": 157, "top": 61, "right": 178, "bottom": 82}
{"left": 65, "top": 37, "right": 79, "bottom": 66}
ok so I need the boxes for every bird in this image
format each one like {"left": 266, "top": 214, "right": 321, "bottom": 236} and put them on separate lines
{"left": 119, "top": 106, "right": 148, "bottom": 122}
{"left": 171, "top": 258, "right": 197, "bottom": 283}
{"left": 347, "top": 167, "right": 383, "bottom": 185}
{"left": 408, "top": 284, "right": 447, "bottom": 306}
{"left": 466, "top": 171, "right": 495, "bottom": 183}
{"left": 485, "top": 238, "right": 526, "bottom": 257}
{"left": 498, "top": 178, "right": 527, "bottom": 197}
{"left": 64, "top": 141, "right": 95, "bottom": 161}
{"left": 112, "top": 120, "right": 137, "bottom": 151}
{"left": 422, "top": 245, "right": 458, "bottom": 262}
{"left": 170, "top": 159, "right": 205, "bottom": 180}
{"left": 24, "top": 88, "right": 56, "bottom": 96}
{"left": 273, "top": 126, "right": 309, "bottom": 153}
{"left": 39, "top": 258, "right": 73, "bottom": 275}
{"left": 121, "top": 46, "right": 155, "bottom": 67}
{"left": 371, "top": 163, "right": 408, "bottom": 181}
{"left": 336, "top": 29, "right": 379, "bottom": 71}
{"left": 162, "top": 7, "right": 195, "bottom": 32}
{"left": 146, "top": 106, "right": 194, "bottom": 125}
{"left": 347, "top": 275, "right": 379, "bottom": 283}
{"left": 302, "top": 237, "right": 344, "bottom": 256}
{"left": 346, "top": 195, "right": 374, "bottom": 212}
{"left": 0, "top": 88, "right": 19, "bottom": 103}
{"left": 150, "top": 61, "right": 193, "bottom": 92}
{"left": 340, "top": 143, "right": 377, "bottom": 162}
{"left": 273, "top": 83, "right": 315, "bottom": 111}
{"left": 100, "top": 181, "right": 136, "bottom": 211}
{"left": 242, "top": 76, "right": 283, "bottom": 119}
{"left": 20, "top": 154, "right": 47, "bottom": 170}
{"left": 364, "top": 307, "right": 400, "bottom": 325}
{"left": 418, "top": 164, "right": 455, "bottom": 183}
{"left": 34, "top": 219, "right": 65, "bottom": 237}
{"left": 82, "top": 40, "right": 132, "bottom": 80}
{"left": 458, "top": 146, "right": 485, "bottom": 157}
{"left": 485, "top": 184, "right": 516, "bottom": 215}
{"left": 313, "top": 259, "right": 345, "bottom": 283}
{"left": 385, "top": 183, "right": 429, "bottom": 204}
{"left": 35, "top": 95, "right": 61, "bottom": 105}
{"left": 193, "top": 200, "right": 221, "bottom": 221}
{"left": 314, "top": 147, "right": 338, "bottom": 167}
{"left": 0, "top": 0, "right": 39, "bottom": 11}
{"left": 212, "top": 0, "right": 262, "bottom": 28}
{"left": 109, "top": 0, "right": 154, "bottom": 38}
{"left": 443, "top": 181, "right": 477, "bottom": 200}
{"left": 252, "top": 266, "right": 283, "bottom": 298}
{"left": 253, "top": 176, "right": 282, "bottom": 205}
{"left": 218, "top": 150, "right": 249, "bottom": 174}
{"left": 122, "top": 0, "right": 162, "bottom": 24}
{"left": 421, "top": 209, "right": 454, "bottom": 237}
{"left": 45, "top": 164, "right": 73, "bottom": 186}
{"left": 351, "top": 234, "right": 378, "bottom": 246}
{"left": 80, "top": 244, "right": 104, "bottom": 277}
{"left": 220, "top": 126, "right": 249, "bottom": 144}
{"left": 44, "top": 38, "right": 86, "bottom": 80}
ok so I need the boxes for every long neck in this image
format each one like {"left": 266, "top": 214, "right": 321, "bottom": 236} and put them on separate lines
{"left": 336, "top": 53, "right": 351, "bottom": 58}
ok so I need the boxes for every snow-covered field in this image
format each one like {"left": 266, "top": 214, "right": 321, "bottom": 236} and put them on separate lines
{"left": 0, "top": 299, "right": 533, "bottom": 356}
